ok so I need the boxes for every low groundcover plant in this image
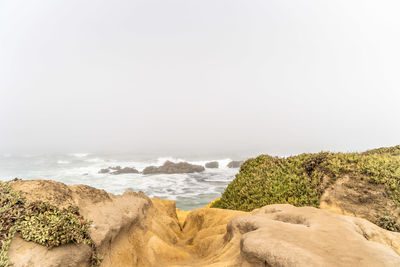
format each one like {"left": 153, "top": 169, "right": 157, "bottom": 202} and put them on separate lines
{"left": 0, "top": 181, "right": 101, "bottom": 267}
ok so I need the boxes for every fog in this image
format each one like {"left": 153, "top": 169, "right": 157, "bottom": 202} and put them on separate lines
{"left": 1, "top": 0, "right": 399, "bottom": 157}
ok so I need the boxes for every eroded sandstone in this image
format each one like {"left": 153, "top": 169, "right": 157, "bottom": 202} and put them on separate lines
{"left": 6, "top": 180, "right": 400, "bottom": 267}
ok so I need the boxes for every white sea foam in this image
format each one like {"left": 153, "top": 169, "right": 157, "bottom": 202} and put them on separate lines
{"left": 0, "top": 154, "right": 240, "bottom": 210}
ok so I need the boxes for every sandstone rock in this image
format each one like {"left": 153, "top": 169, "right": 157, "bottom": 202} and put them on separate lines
{"left": 6, "top": 180, "right": 400, "bottom": 267}
{"left": 8, "top": 237, "right": 92, "bottom": 267}
{"left": 7, "top": 179, "right": 152, "bottom": 267}
{"left": 227, "top": 204, "right": 400, "bottom": 266}
{"left": 205, "top": 161, "right": 219, "bottom": 168}
{"left": 142, "top": 161, "right": 205, "bottom": 174}
{"left": 320, "top": 175, "right": 400, "bottom": 226}
{"left": 227, "top": 160, "right": 243, "bottom": 168}
{"left": 169, "top": 204, "right": 400, "bottom": 267}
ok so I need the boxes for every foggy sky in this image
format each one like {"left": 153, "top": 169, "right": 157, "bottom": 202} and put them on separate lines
{"left": 1, "top": 0, "right": 400, "bottom": 156}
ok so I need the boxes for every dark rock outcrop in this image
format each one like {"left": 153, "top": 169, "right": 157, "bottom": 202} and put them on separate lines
{"left": 205, "top": 161, "right": 219, "bottom": 168}
{"left": 227, "top": 160, "right": 244, "bottom": 168}
{"left": 111, "top": 167, "right": 139, "bottom": 175}
{"left": 143, "top": 161, "right": 205, "bottom": 174}
{"left": 98, "top": 168, "right": 110, "bottom": 174}
{"left": 98, "top": 166, "right": 139, "bottom": 175}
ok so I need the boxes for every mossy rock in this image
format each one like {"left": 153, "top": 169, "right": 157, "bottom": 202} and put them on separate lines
{"left": 0, "top": 181, "right": 101, "bottom": 267}
{"left": 212, "top": 146, "right": 400, "bottom": 232}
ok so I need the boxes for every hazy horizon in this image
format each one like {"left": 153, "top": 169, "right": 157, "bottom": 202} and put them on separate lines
{"left": 1, "top": 0, "right": 399, "bottom": 157}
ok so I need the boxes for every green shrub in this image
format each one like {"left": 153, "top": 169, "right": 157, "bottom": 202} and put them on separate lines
{"left": 363, "top": 145, "right": 400, "bottom": 156}
{"left": 17, "top": 201, "right": 92, "bottom": 248}
{"left": 212, "top": 146, "right": 400, "bottom": 215}
{"left": 378, "top": 214, "right": 400, "bottom": 232}
{"left": 0, "top": 182, "right": 101, "bottom": 267}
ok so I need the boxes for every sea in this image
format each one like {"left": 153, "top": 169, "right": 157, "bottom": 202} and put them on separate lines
{"left": 0, "top": 152, "right": 244, "bottom": 210}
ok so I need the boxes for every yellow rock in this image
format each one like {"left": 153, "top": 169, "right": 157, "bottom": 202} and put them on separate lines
{"left": 203, "top": 198, "right": 220, "bottom": 208}
{"left": 7, "top": 180, "right": 400, "bottom": 267}
{"left": 176, "top": 208, "right": 190, "bottom": 228}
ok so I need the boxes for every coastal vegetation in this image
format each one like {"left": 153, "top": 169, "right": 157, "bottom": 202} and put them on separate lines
{"left": 2, "top": 175, "right": 400, "bottom": 266}
{"left": 2, "top": 145, "right": 400, "bottom": 265}
{"left": 0, "top": 181, "right": 100, "bottom": 266}
{"left": 212, "top": 145, "right": 400, "bottom": 231}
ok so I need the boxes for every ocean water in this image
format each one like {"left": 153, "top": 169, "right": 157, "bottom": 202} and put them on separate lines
{"left": 0, "top": 153, "right": 241, "bottom": 210}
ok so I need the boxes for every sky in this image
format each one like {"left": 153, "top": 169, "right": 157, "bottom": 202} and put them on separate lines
{"left": 0, "top": 0, "right": 399, "bottom": 157}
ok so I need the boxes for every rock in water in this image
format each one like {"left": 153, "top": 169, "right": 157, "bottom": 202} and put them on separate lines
{"left": 142, "top": 160, "right": 205, "bottom": 174}
{"left": 98, "top": 166, "right": 139, "bottom": 175}
{"left": 227, "top": 160, "right": 243, "bottom": 168}
{"left": 111, "top": 167, "right": 139, "bottom": 175}
{"left": 205, "top": 161, "right": 219, "bottom": 168}
{"left": 98, "top": 168, "right": 110, "bottom": 174}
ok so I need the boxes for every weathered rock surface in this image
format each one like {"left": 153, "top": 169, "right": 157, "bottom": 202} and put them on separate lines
{"left": 6, "top": 180, "right": 400, "bottom": 267}
{"left": 98, "top": 166, "right": 139, "bottom": 175}
{"left": 142, "top": 161, "right": 205, "bottom": 174}
{"left": 227, "top": 160, "right": 243, "bottom": 168}
{"left": 7, "top": 179, "right": 151, "bottom": 267}
{"left": 228, "top": 204, "right": 400, "bottom": 266}
{"left": 320, "top": 175, "right": 400, "bottom": 226}
{"left": 205, "top": 161, "right": 219, "bottom": 168}
{"left": 8, "top": 237, "right": 92, "bottom": 267}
